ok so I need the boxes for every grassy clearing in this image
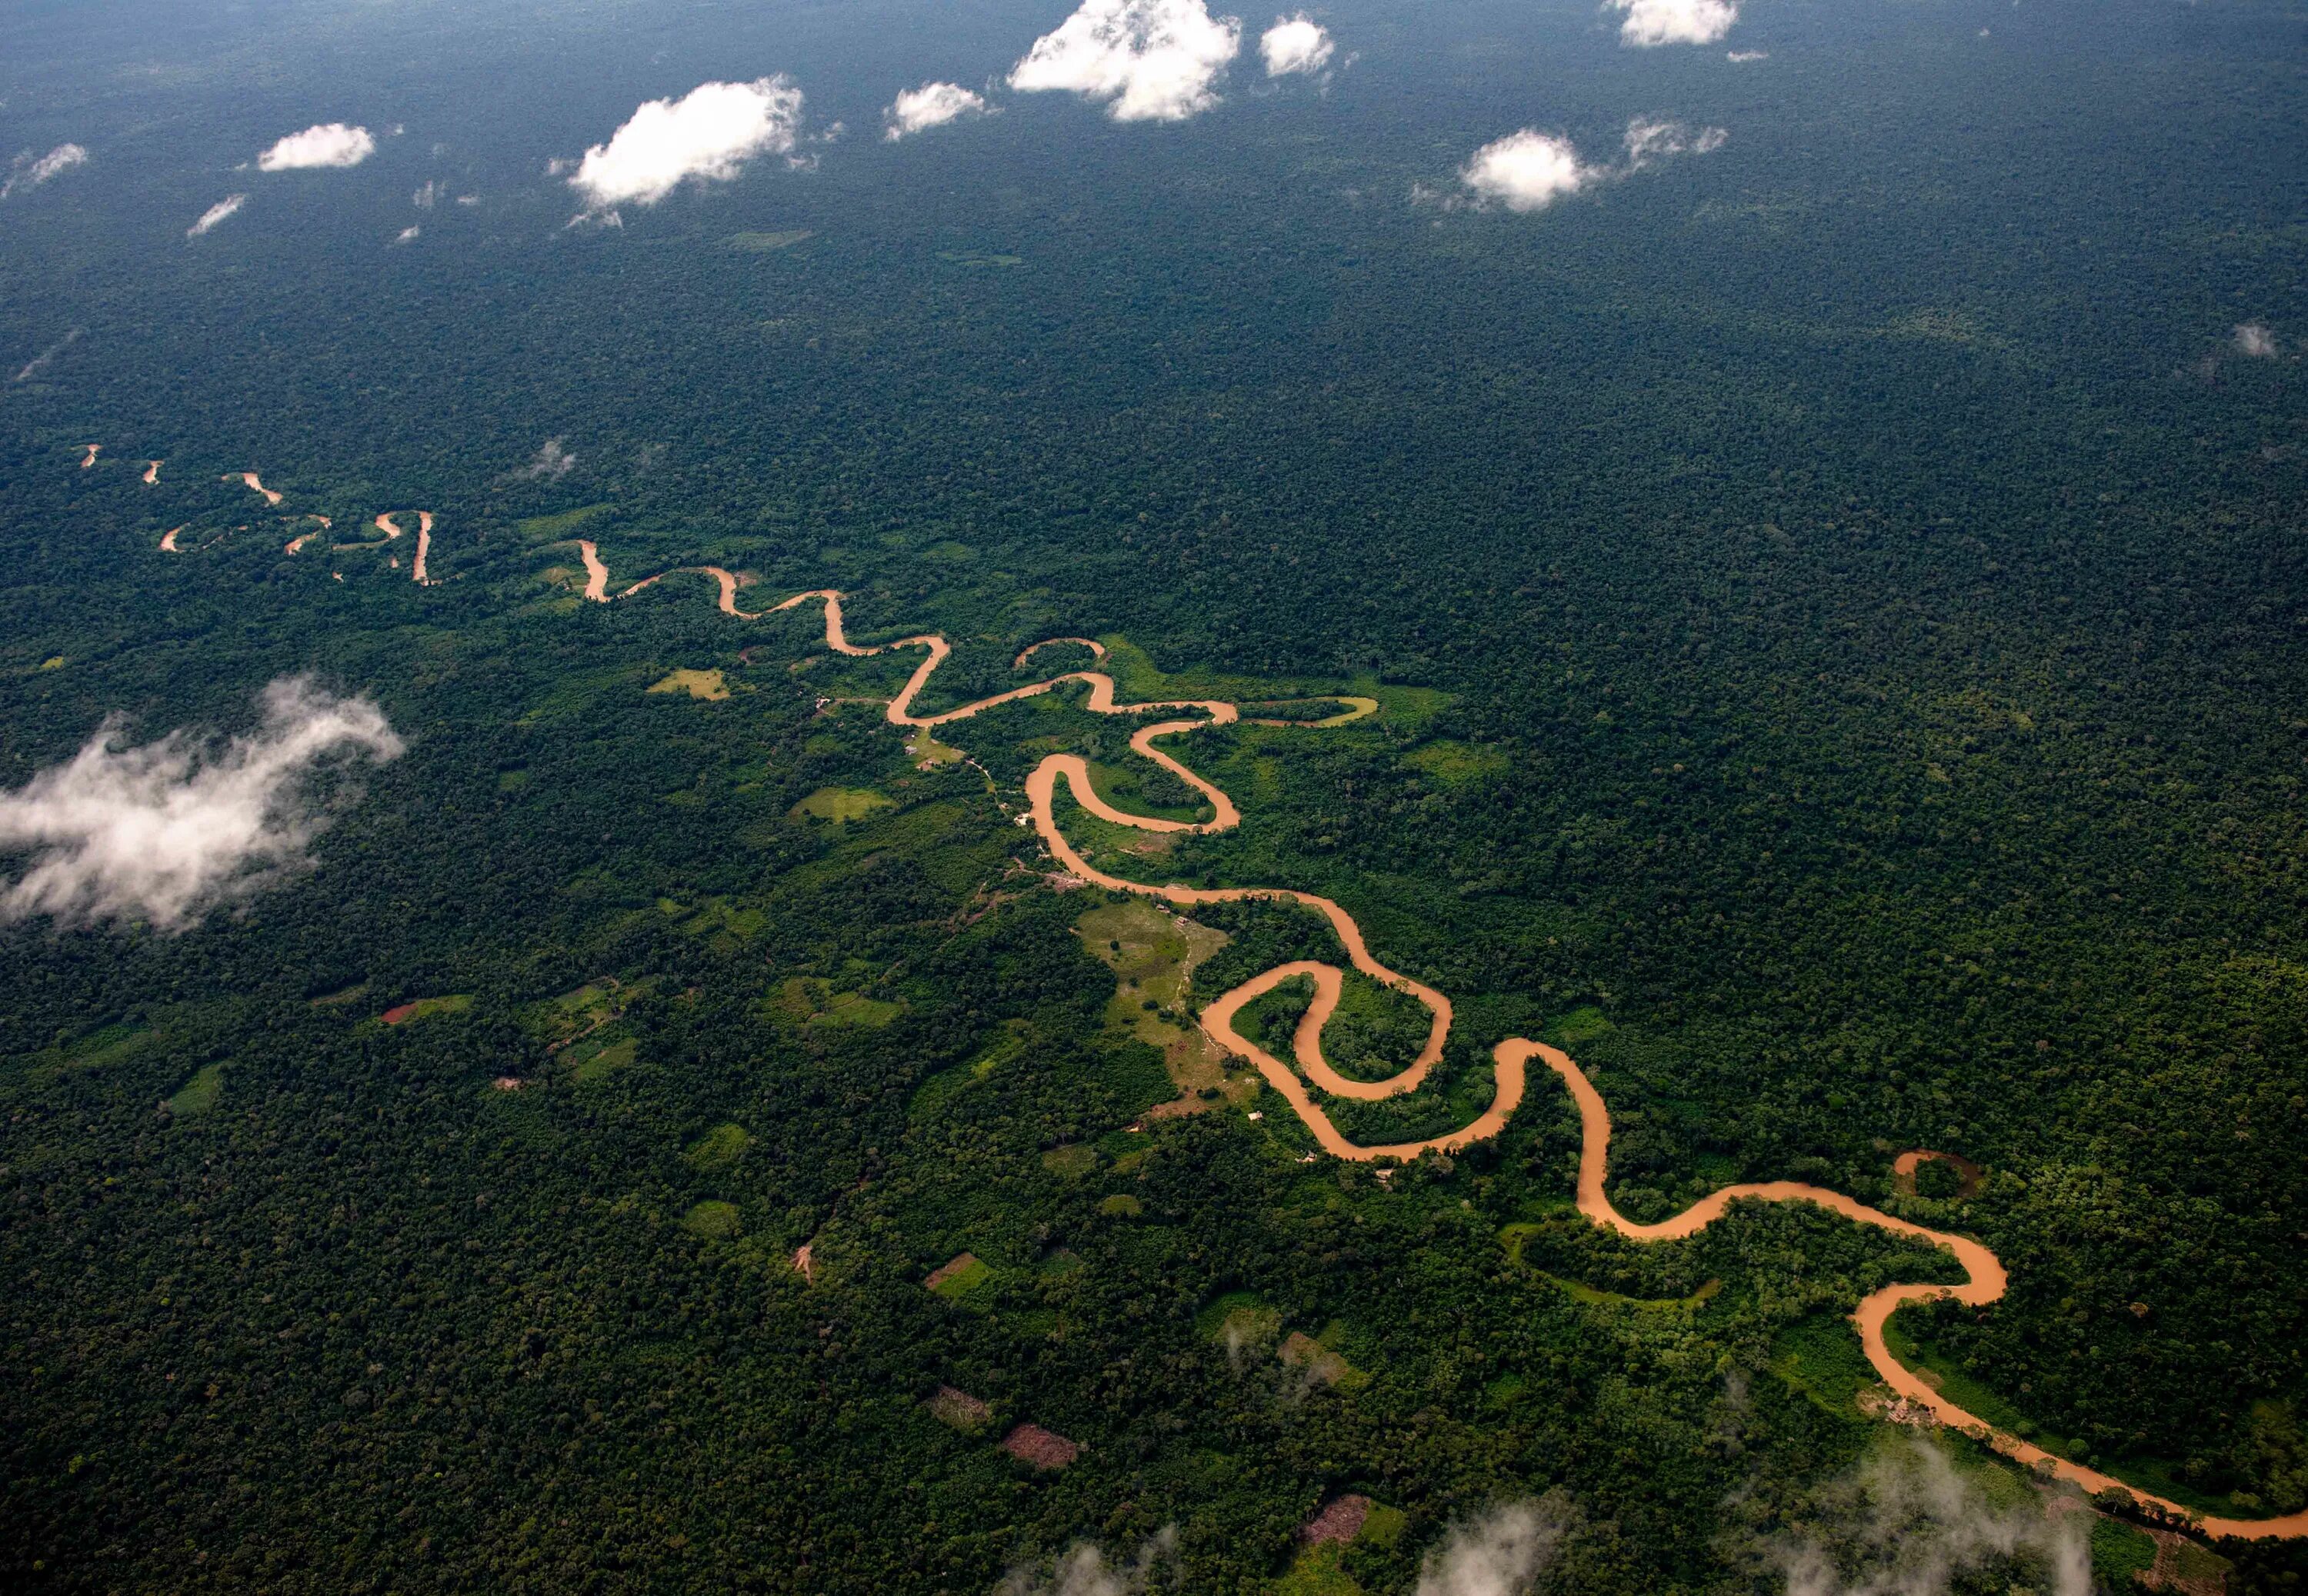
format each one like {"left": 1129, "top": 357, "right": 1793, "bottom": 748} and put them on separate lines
{"left": 569, "top": 1035, "right": 638, "bottom": 1082}
{"left": 1077, "top": 900, "right": 1245, "bottom": 1115}
{"left": 1098, "top": 1194, "right": 1142, "bottom": 1218}
{"left": 1405, "top": 739, "right": 1510, "bottom": 786}
{"left": 381, "top": 995, "right": 472, "bottom": 1026}
{"left": 1281, "top": 1331, "right": 1369, "bottom": 1391}
{"left": 1546, "top": 1005, "right": 1613, "bottom": 1047}
{"left": 646, "top": 668, "right": 729, "bottom": 701}
{"left": 1769, "top": 1311, "right": 1875, "bottom": 1417}
{"left": 2090, "top": 1518, "right": 2158, "bottom": 1588}
{"left": 165, "top": 1062, "right": 225, "bottom": 1118}
{"left": 682, "top": 1201, "right": 741, "bottom": 1239}
{"left": 514, "top": 504, "right": 611, "bottom": 544}
{"left": 684, "top": 1124, "right": 752, "bottom": 1171}
{"left": 938, "top": 250, "right": 1023, "bottom": 267}
{"left": 728, "top": 229, "right": 814, "bottom": 252}
{"left": 926, "top": 1253, "right": 994, "bottom": 1303}
{"left": 906, "top": 724, "right": 965, "bottom": 766}
{"left": 1196, "top": 1291, "right": 1279, "bottom": 1347}
{"left": 1041, "top": 1145, "right": 1098, "bottom": 1178}
{"left": 770, "top": 977, "right": 903, "bottom": 1028}
{"left": 792, "top": 786, "right": 895, "bottom": 824}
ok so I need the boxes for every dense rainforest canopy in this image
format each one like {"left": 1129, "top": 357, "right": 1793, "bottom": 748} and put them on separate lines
{"left": 1, "top": 0, "right": 2304, "bottom": 1591}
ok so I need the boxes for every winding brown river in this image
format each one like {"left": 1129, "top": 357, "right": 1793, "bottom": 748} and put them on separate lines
{"left": 570, "top": 562, "right": 2303, "bottom": 1541}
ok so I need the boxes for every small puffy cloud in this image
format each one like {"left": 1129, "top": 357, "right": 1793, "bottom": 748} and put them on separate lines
{"left": 187, "top": 194, "right": 246, "bottom": 237}
{"left": 1416, "top": 1497, "right": 1574, "bottom": 1596}
{"left": 0, "top": 678, "right": 402, "bottom": 932}
{"left": 1460, "top": 130, "right": 1591, "bottom": 212}
{"left": 393, "top": 225, "right": 420, "bottom": 245}
{"left": 1727, "top": 48, "right": 1768, "bottom": 61}
{"left": 258, "top": 122, "right": 377, "bottom": 171}
{"left": 885, "top": 82, "right": 991, "bottom": 141}
{"left": 2, "top": 142, "right": 89, "bottom": 199}
{"left": 1609, "top": 0, "right": 1738, "bottom": 48}
{"left": 2234, "top": 323, "right": 2279, "bottom": 358}
{"left": 569, "top": 78, "right": 804, "bottom": 212}
{"left": 1458, "top": 117, "right": 1723, "bottom": 212}
{"left": 1009, "top": 0, "right": 1243, "bottom": 123}
{"left": 413, "top": 178, "right": 441, "bottom": 208}
{"left": 1260, "top": 13, "right": 1334, "bottom": 76}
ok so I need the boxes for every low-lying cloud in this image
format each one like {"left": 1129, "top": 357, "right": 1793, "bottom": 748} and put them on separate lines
{"left": 1609, "top": 0, "right": 1739, "bottom": 47}
{"left": 258, "top": 122, "right": 376, "bottom": 170}
{"left": 12, "top": 326, "right": 83, "bottom": 384}
{"left": 1416, "top": 1497, "right": 1575, "bottom": 1596}
{"left": 187, "top": 194, "right": 246, "bottom": 237}
{"left": 1009, "top": 0, "right": 1243, "bottom": 123}
{"left": 996, "top": 1526, "right": 1178, "bottom": 1596}
{"left": 1260, "top": 13, "right": 1335, "bottom": 76}
{"left": 1459, "top": 116, "right": 1725, "bottom": 211}
{"left": 513, "top": 438, "right": 577, "bottom": 480}
{"left": 2234, "top": 322, "right": 2279, "bottom": 358}
{"left": 1772, "top": 1438, "right": 2089, "bottom": 1596}
{"left": 0, "top": 678, "right": 402, "bottom": 932}
{"left": 569, "top": 77, "right": 805, "bottom": 212}
{"left": 885, "top": 82, "right": 991, "bottom": 141}
{"left": 1461, "top": 130, "right": 1591, "bottom": 212}
{"left": 2, "top": 142, "right": 89, "bottom": 198}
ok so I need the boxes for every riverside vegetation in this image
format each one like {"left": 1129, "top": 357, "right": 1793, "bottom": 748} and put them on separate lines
{"left": 2, "top": 0, "right": 2306, "bottom": 1591}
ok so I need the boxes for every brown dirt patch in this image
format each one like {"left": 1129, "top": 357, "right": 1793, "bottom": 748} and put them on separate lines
{"left": 1301, "top": 1494, "right": 1371, "bottom": 1545}
{"left": 1002, "top": 1423, "right": 1079, "bottom": 1469}
{"left": 925, "top": 1252, "right": 980, "bottom": 1291}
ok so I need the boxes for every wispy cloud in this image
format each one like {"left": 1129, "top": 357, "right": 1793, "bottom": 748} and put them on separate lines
{"left": 0, "top": 678, "right": 402, "bottom": 932}
{"left": 569, "top": 78, "right": 805, "bottom": 212}
{"left": 1609, "top": 0, "right": 1738, "bottom": 48}
{"left": 512, "top": 438, "right": 576, "bottom": 480}
{"left": 1009, "top": 0, "right": 1243, "bottom": 123}
{"left": 1773, "top": 1438, "right": 2089, "bottom": 1596}
{"left": 258, "top": 123, "right": 376, "bottom": 170}
{"left": 12, "top": 326, "right": 83, "bottom": 384}
{"left": 1727, "top": 48, "right": 1769, "bottom": 61}
{"left": 1260, "top": 13, "right": 1335, "bottom": 76}
{"left": 1458, "top": 116, "right": 1724, "bottom": 212}
{"left": 2, "top": 142, "right": 89, "bottom": 199}
{"left": 187, "top": 194, "right": 247, "bottom": 237}
{"left": 2234, "top": 322, "right": 2279, "bottom": 358}
{"left": 996, "top": 1527, "right": 1178, "bottom": 1596}
{"left": 884, "top": 82, "right": 991, "bottom": 141}
{"left": 1416, "top": 1496, "right": 1576, "bottom": 1596}
{"left": 393, "top": 225, "right": 420, "bottom": 245}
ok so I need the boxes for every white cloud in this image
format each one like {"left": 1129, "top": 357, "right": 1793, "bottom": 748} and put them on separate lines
{"left": 1623, "top": 116, "right": 1726, "bottom": 167}
{"left": 413, "top": 179, "right": 441, "bottom": 208}
{"left": 1727, "top": 48, "right": 1769, "bottom": 61}
{"left": 1460, "top": 130, "right": 1592, "bottom": 212}
{"left": 884, "top": 82, "right": 991, "bottom": 141}
{"left": 513, "top": 438, "right": 577, "bottom": 480}
{"left": 187, "top": 195, "right": 246, "bottom": 237}
{"left": 997, "top": 1528, "right": 1178, "bottom": 1596}
{"left": 258, "top": 122, "right": 377, "bottom": 171}
{"left": 1260, "top": 13, "right": 1335, "bottom": 76}
{"left": 393, "top": 225, "right": 420, "bottom": 245}
{"left": 0, "top": 678, "right": 402, "bottom": 932}
{"left": 1773, "top": 1438, "right": 2088, "bottom": 1596}
{"left": 1458, "top": 118, "right": 1723, "bottom": 212}
{"left": 1415, "top": 1498, "right": 1573, "bottom": 1596}
{"left": 2, "top": 142, "right": 89, "bottom": 199}
{"left": 569, "top": 78, "right": 805, "bottom": 212}
{"left": 1609, "top": 0, "right": 1738, "bottom": 47}
{"left": 2235, "top": 322, "right": 2279, "bottom": 358}
{"left": 12, "top": 326, "right": 82, "bottom": 384}
{"left": 1009, "top": 0, "right": 1243, "bottom": 123}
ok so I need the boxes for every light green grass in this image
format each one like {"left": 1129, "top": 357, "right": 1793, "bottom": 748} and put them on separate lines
{"left": 1406, "top": 739, "right": 1510, "bottom": 785}
{"left": 682, "top": 1201, "right": 741, "bottom": 1239}
{"left": 514, "top": 503, "right": 611, "bottom": 543}
{"left": 927, "top": 1254, "right": 994, "bottom": 1302}
{"left": 1042, "top": 1145, "right": 1098, "bottom": 1178}
{"left": 728, "top": 229, "right": 814, "bottom": 252}
{"left": 165, "top": 1062, "right": 225, "bottom": 1118}
{"left": 382, "top": 995, "right": 472, "bottom": 1025}
{"left": 646, "top": 668, "right": 729, "bottom": 701}
{"left": 570, "top": 1036, "right": 638, "bottom": 1082}
{"left": 792, "top": 787, "right": 896, "bottom": 824}
{"left": 684, "top": 1124, "right": 752, "bottom": 1171}
{"left": 1099, "top": 1193, "right": 1143, "bottom": 1218}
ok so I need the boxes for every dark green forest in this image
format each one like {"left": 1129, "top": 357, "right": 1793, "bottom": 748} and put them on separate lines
{"left": 2, "top": 0, "right": 2304, "bottom": 1591}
